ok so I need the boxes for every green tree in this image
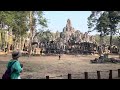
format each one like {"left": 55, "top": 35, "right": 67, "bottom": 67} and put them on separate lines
{"left": 0, "top": 11, "right": 15, "bottom": 51}
{"left": 12, "top": 11, "right": 29, "bottom": 50}
{"left": 88, "top": 11, "right": 120, "bottom": 53}
{"left": 0, "top": 11, "right": 29, "bottom": 51}
{"left": 107, "top": 11, "right": 120, "bottom": 47}
{"left": 2, "top": 11, "right": 48, "bottom": 55}
{"left": 27, "top": 11, "right": 47, "bottom": 56}
{"left": 37, "top": 29, "right": 53, "bottom": 43}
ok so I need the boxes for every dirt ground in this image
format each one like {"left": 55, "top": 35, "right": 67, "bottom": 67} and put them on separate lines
{"left": 0, "top": 54, "right": 120, "bottom": 79}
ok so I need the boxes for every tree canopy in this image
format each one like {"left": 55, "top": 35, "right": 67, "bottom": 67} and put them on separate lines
{"left": 0, "top": 11, "right": 48, "bottom": 51}
{"left": 88, "top": 11, "right": 120, "bottom": 46}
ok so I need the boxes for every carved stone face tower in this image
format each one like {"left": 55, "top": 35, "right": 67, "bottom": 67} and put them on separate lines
{"left": 66, "top": 19, "right": 72, "bottom": 31}
{"left": 67, "top": 19, "right": 71, "bottom": 27}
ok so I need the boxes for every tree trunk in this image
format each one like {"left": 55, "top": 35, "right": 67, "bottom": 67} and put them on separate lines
{"left": 21, "top": 37, "right": 25, "bottom": 51}
{"left": 19, "top": 36, "right": 23, "bottom": 51}
{"left": 13, "top": 34, "right": 19, "bottom": 51}
{"left": 1, "top": 32, "right": 3, "bottom": 50}
{"left": 14, "top": 37, "right": 17, "bottom": 50}
{"left": 119, "top": 49, "right": 120, "bottom": 59}
{"left": 8, "top": 44, "right": 10, "bottom": 52}
{"left": 28, "top": 11, "right": 33, "bottom": 56}
{"left": 110, "top": 30, "right": 113, "bottom": 53}
{"left": 99, "top": 33, "right": 104, "bottom": 56}
{"left": 7, "top": 27, "right": 13, "bottom": 52}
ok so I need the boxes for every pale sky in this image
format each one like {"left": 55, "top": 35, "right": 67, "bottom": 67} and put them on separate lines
{"left": 42, "top": 11, "right": 97, "bottom": 35}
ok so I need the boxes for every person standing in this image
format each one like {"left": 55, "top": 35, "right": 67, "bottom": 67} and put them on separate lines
{"left": 7, "top": 51, "right": 23, "bottom": 79}
{"left": 5, "top": 47, "right": 7, "bottom": 55}
{"left": 59, "top": 54, "right": 61, "bottom": 60}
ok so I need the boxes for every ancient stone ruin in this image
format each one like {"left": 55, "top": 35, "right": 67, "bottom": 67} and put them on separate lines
{"left": 61, "top": 19, "right": 96, "bottom": 44}
{"left": 21, "top": 19, "right": 119, "bottom": 56}
{"left": 42, "top": 19, "right": 98, "bottom": 55}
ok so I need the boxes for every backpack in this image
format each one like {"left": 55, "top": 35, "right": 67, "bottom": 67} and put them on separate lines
{"left": 2, "top": 61, "right": 16, "bottom": 79}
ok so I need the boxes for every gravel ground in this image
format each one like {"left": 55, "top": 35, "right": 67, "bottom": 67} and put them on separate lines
{"left": 0, "top": 54, "right": 120, "bottom": 79}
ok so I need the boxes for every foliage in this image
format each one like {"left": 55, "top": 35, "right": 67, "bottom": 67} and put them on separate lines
{"left": 88, "top": 11, "right": 120, "bottom": 47}
{"left": 37, "top": 29, "right": 53, "bottom": 43}
{"left": 0, "top": 11, "right": 48, "bottom": 51}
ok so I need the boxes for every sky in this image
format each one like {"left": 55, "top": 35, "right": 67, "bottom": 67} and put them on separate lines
{"left": 43, "top": 11, "right": 98, "bottom": 35}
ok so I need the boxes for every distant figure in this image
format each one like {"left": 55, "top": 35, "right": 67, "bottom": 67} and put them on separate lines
{"left": 40, "top": 49, "right": 42, "bottom": 55}
{"left": 5, "top": 48, "right": 7, "bottom": 52}
{"left": 5, "top": 47, "right": 8, "bottom": 55}
{"left": 59, "top": 55, "right": 61, "bottom": 60}
{"left": 2, "top": 51, "right": 23, "bottom": 79}
{"left": 34, "top": 48, "right": 37, "bottom": 55}
{"left": 119, "top": 49, "right": 120, "bottom": 59}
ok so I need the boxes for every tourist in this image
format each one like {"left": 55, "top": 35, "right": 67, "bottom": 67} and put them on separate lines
{"left": 59, "top": 55, "right": 61, "bottom": 60}
{"left": 40, "top": 50, "right": 42, "bottom": 55}
{"left": 7, "top": 51, "right": 23, "bottom": 79}
{"left": 5, "top": 47, "right": 7, "bottom": 54}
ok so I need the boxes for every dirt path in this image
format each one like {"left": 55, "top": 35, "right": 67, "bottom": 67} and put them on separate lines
{"left": 0, "top": 54, "right": 120, "bottom": 79}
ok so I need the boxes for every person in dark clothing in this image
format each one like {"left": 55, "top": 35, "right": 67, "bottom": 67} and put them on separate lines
{"left": 5, "top": 48, "right": 7, "bottom": 52}
{"left": 5, "top": 48, "right": 8, "bottom": 55}
{"left": 59, "top": 55, "right": 61, "bottom": 60}
{"left": 40, "top": 50, "right": 42, "bottom": 55}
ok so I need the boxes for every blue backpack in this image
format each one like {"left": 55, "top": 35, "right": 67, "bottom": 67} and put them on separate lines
{"left": 2, "top": 61, "right": 16, "bottom": 79}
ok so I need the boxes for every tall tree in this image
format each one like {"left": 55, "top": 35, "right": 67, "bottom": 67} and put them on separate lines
{"left": 12, "top": 11, "right": 29, "bottom": 50}
{"left": 107, "top": 11, "right": 120, "bottom": 48}
{"left": 37, "top": 30, "right": 53, "bottom": 43}
{"left": 0, "top": 11, "right": 29, "bottom": 51}
{"left": 28, "top": 11, "right": 47, "bottom": 56}
{"left": 88, "top": 11, "right": 120, "bottom": 53}
{"left": 0, "top": 11, "right": 15, "bottom": 51}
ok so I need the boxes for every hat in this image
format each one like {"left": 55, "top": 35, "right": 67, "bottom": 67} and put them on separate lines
{"left": 12, "top": 51, "right": 21, "bottom": 59}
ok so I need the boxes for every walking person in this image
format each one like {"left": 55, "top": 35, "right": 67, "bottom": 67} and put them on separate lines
{"left": 59, "top": 54, "right": 61, "bottom": 60}
{"left": 5, "top": 47, "right": 7, "bottom": 55}
{"left": 2, "top": 51, "right": 23, "bottom": 79}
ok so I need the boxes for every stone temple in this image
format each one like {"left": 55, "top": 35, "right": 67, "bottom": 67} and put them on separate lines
{"left": 26, "top": 19, "right": 98, "bottom": 55}
{"left": 39, "top": 19, "right": 98, "bottom": 54}
{"left": 61, "top": 19, "right": 96, "bottom": 44}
